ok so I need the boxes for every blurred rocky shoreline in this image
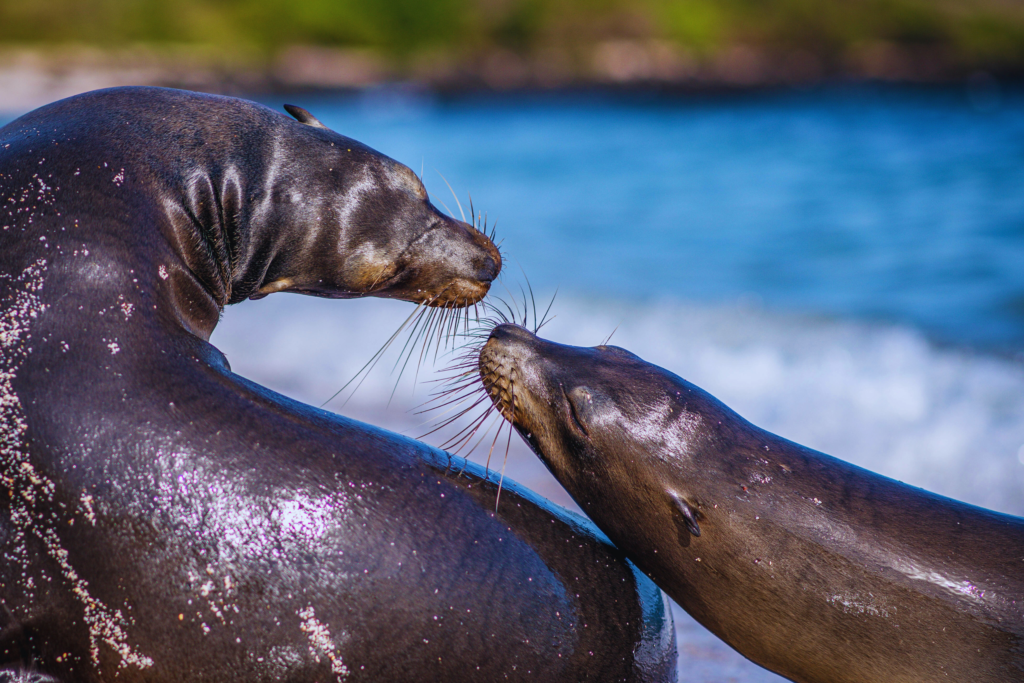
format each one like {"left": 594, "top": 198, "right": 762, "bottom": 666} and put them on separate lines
{"left": 0, "top": 42, "right": 1015, "bottom": 112}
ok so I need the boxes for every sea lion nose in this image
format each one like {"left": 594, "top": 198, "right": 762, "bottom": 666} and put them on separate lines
{"left": 489, "top": 323, "right": 538, "bottom": 345}
{"left": 476, "top": 255, "right": 499, "bottom": 283}
{"left": 467, "top": 225, "right": 501, "bottom": 283}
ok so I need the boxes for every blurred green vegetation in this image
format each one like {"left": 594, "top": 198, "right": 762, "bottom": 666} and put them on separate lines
{"left": 1, "top": 0, "right": 1023, "bottom": 68}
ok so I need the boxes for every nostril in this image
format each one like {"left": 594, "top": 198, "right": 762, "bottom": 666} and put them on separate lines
{"left": 476, "top": 255, "right": 499, "bottom": 283}
{"left": 466, "top": 225, "right": 502, "bottom": 284}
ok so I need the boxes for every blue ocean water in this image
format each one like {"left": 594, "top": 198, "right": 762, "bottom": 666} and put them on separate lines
{"left": 6, "top": 85, "right": 1024, "bottom": 682}
{"left": 274, "top": 84, "right": 1024, "bottom": 353}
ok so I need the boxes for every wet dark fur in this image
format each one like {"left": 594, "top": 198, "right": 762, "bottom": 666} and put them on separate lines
{"left": 481, "top": 324, "right": 1024, "bottom": 683}
{"left": 0, "top": 88, "right": 676, "bottom": 682}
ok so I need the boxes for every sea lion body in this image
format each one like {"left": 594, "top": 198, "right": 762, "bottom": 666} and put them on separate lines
{"left": 480, "top": 323, "right": 1024, "bottom": 683}
{"left": 0, "top": 88, "right": 676, "bottom": 682}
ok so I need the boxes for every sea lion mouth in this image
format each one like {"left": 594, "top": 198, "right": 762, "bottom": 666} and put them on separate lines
{"left": 366, "top": 217, "right": 501, "bottom": 308}
{"left": 386, "top": 276, "right": 494, "bottom": 308}
{"left": 250, "top": 247, "right": 497, "bottom": 307}
{"left": 479, "top": 326, "right": 593, "bottom": 442}
{"left": 479, "top": 337, "right": 519, "bottom": 422}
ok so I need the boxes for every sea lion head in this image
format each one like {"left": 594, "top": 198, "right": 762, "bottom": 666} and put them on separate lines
{"left": 479, "top": 323, "right": 717, "bottom": 546}
{"left": 240, "top": 105, "right": 501, "bottom": 308}
{"left": 0, "top": 86, "right": 502, "bottom": 339}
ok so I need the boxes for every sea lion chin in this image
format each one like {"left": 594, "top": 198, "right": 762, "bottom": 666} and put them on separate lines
{"left": 480, "top": 323, "right": 1024, "bottom": 683}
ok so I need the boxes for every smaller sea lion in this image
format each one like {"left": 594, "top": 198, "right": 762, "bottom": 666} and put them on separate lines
{"left": 479, "top": 323, "right": 1024, "bottom": 683}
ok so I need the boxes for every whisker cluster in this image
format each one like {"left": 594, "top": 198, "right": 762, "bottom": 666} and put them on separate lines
{"left": 322, "top": 180, "right": 552, "bottom": 509}
{"left": 415, "top": 281, "right": 556, "bottom": 509}
{"left": 320, "top": 197, "right": 502, "bottom": 411}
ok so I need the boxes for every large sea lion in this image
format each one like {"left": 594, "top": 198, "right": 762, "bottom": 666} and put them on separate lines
{"left": 479, "top": 323, "right": 1024, "bottom": 683}
{"left": 0, "top": 87, "right": 676, "bottom": 682}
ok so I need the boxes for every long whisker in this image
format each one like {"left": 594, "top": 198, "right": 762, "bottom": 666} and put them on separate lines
{"left": 392, "top": 306, "right": 435, "bottom": 375}
{"left": 319, "top": 301, "right": 427, "bottom": 408}
{"left": 537, "top": 287, "right": 558, "bottom": 332}
{"left": 419, "top": 394, "right": 492, "bottom": 440}
{"left": 493, "top": 379, "right": 515, "bottom": 511}
{"left": 323, "top": 195, "right": 507, "bottom": 422}
{"left": 397, "top": 210, "right": 554, "bottom": 511}
{"left": 389, "top": 310, "right": 435, "bottom": 406}
{"left": 325, "top": 281, "right": 467, "bottom": 411}
{"left": 601, "top": 324, "right": 620, "bottom": 346}
{"left": 484, "top": 415, "right": 504, "bottom": 474}
{"left": 414, "top": 306, "right": 447, "bottom": 385}
{"left": 463, "top": 410, "right": 502, "bottom": 454}
{"left": 436, "top": 170, "right": 466, "bottom": 222}
{"left": 520, "top": 265, "right": 538, "bottom": 332}
{"left": 436, "top": 197, "right": 456, "bottom": 218}
{"left": 387, "top": 285, "right": 460, "bottom": 403}
{"left": 439, "top": 404, "right": 497, "bottom": 452}
{"left": 454, "top": 411, "right": 504, "bottom": 475}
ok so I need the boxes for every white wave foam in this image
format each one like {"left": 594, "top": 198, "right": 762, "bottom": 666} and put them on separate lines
{"left": 212, "top": 292, "right": 1024, "bottom": 517}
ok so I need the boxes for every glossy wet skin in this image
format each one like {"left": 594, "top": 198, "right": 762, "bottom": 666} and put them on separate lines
{"left": 247, "top": 120, "right": 501, "bottom": 308}
{"left": 0, "top": 88, "right": 676, "bottom": 682}
{"left": 481, "top": 323, "right": 1024, "bottom": 683}
{"left": 143, "top": 94, "right": 502, "bottom": 326}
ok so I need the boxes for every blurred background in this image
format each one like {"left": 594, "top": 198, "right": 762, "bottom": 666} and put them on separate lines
{"left": 2, "top": 3, "right": 1023, "bottom": 682}
{"left": 3, "top": 0, "right": 1024, "bottom": 106}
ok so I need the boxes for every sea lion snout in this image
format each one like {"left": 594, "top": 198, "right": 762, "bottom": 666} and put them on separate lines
{"left": 481, "top": 325, "right": 632, "bottom": 420}
{"left": 479, "top": 324, "right": 534, "bottom": 420}
{"left": 421, "top": 214, "right": 502, "bottom": 298}
{"left": 374, "top": 213, "right": 502, "bottom": 306}
{"left": 481, "top": 325, "right": 625, "bottom": 444}
{"left": 371, "top": 160, "right": 501, "bottom": 306}
{"left": 467, "top": 221, "right": 502, "bottom": 283}
{"left": 487, "top": 322, "right": 538, "bottom": 346}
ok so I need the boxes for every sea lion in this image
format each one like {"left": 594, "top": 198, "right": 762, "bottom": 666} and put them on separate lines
{"left": 479, "top": 323, "right": 1024, "bottom": 683}
{"left": 0, "top": 87, "right": 677, "bottom": 682}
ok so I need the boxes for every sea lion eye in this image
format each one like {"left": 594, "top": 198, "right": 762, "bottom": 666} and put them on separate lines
{"left": 565, "top": 386, "right": 593, "bottom": 437}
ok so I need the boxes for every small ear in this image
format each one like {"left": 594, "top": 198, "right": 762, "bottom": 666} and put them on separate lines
{"left": 283, "top": 104, "right": 328, "bottom": 129}
{"left": 669, "top": 492, "right": 701, "bottom": 538}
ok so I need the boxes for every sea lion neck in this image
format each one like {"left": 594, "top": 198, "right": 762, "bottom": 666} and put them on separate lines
{"left": 152, "top": 100, "right": 383, "bottom": 308}
{"left": 159, "top": 111, "right": 315, "bottom": 308}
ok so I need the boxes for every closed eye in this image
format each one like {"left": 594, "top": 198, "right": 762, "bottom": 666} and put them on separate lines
{"left": 563, "top": 387, "right": 590, "bottom": 438}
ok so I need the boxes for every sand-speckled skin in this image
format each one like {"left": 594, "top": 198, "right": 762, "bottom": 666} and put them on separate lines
{"left": 481, "top": 323, "right": 1024, "bottom": 683}
{"left": 0, "top": 88, "right": 677, "bottom": 682}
